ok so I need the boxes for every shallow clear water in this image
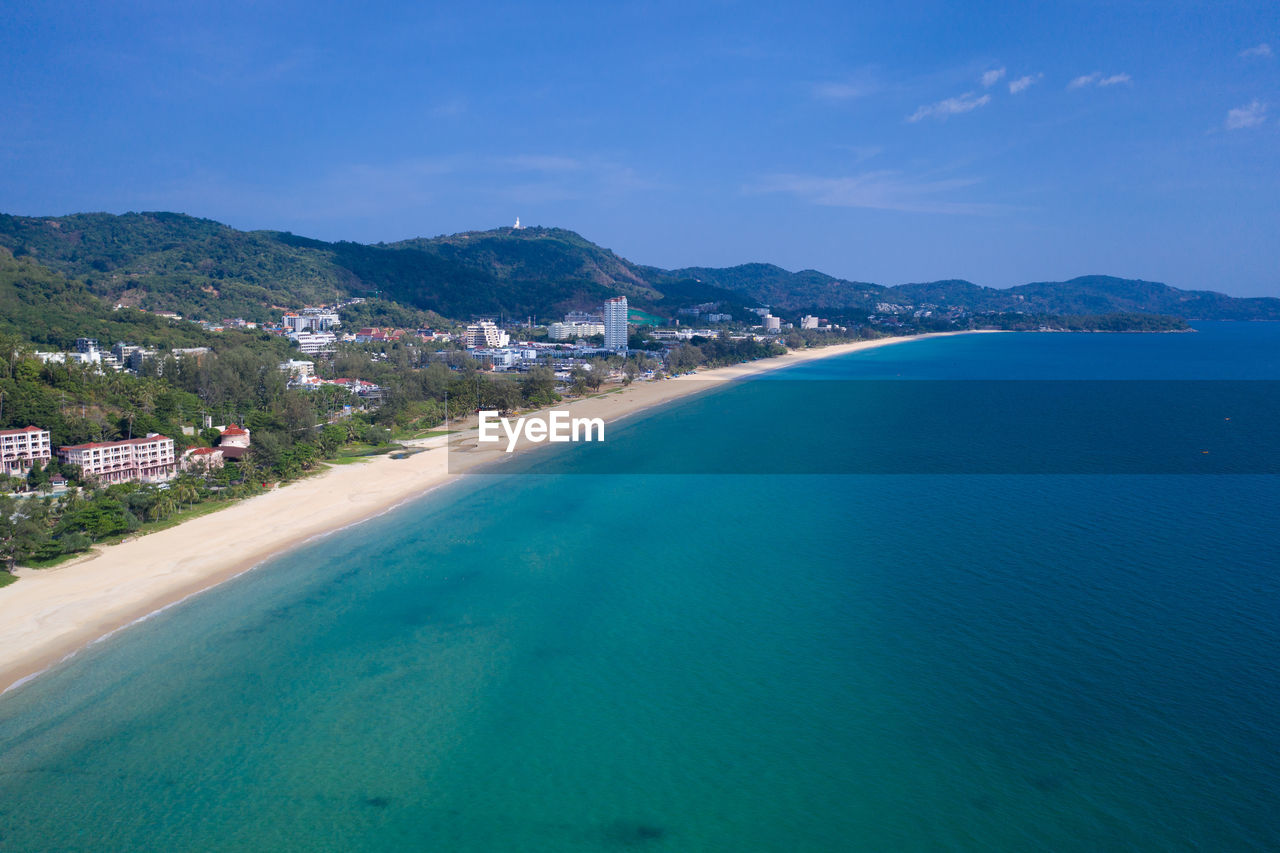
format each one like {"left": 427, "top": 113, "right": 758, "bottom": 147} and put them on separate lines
{"left": 2, "top": 324, "right": 1278, "bottom": 851}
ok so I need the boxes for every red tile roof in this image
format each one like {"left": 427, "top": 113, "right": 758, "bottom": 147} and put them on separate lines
{"left": 220, "top": 425, "right": 248, "bottom": 436}
{"left": 0, "top": 425, "right": 47, "bottom": 436}
{"left": 60, "top": 435, "right": 172, "bottom": 451}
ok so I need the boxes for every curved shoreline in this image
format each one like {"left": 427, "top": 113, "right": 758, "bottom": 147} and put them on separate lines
{"left": 0, "top": 331, "right": 978, "bottom": 696}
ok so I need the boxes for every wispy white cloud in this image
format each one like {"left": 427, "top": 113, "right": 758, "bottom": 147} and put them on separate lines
{"left": 1008, "top": 73, "right": 1043, "bottom": 94}
{"left": 134, "top": 157, "right": 463, "bottom": 226}
{"left": 499, "top": 155, "right": 586, "bottom": 172}
{"left": 149, "top": 31, "right": 318, "bottom": 91}
{"left": 812, "top": 78, "right": 879, "bottom": 101}
{"left": 1226, "top": 100, "right": 1267, "bottom": 130}
{"left": 428, "top": 97, "right": 468, "bottom": 119}
{"left": 981, "top": 68, "right": 1006, "bottom": 88}
{"left": 907, "top": 92, "right": 991, "bottom": 122}
{"left": 837, "top": 145, "right": 885, "bottom": 163}
{"left": 1240, "top": 43, "right": 1272, "bottom": 59}
{"left": 1068, "top": 71, "right": 1132, "bottom": 89}
{"left": 491, "top": 154, "right": 663, "bottom": 201}
{"left": 751, "top": 170, "right": 1003, "bottom": 215}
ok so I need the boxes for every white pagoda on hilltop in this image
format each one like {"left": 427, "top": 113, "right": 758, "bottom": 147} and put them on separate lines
{"left": 513, "top": 217, "right": 523, "bottom": 230}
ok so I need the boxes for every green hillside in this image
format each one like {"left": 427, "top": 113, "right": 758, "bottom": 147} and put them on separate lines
{"left": 888, "top": 275, "right": 1280, "bottom": 320}
{"left": 659, "top": 263, "right": 886, "bottom": 311}
{"left": 0, "top": 250, "right": 264, "bottom": 352}
{"left": 1009, "top": 276, "right": 1280, "bottom": 320}
{"left": 0, "top": 215, "right": 679, "bottom": 322}
{"left": 1, "top": 211, "right": 1275, "bottom": 322}
{"left": 892, "top": 279, "right": 997, "bottom": 307}
{"left": 324, "top": 226, "right": 664, "bottom": 319}
{"left": 0, "top": 212, "right": 351, "bottom": 322}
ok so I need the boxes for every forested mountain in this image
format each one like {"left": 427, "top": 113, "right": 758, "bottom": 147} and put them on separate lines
{"left": 0, "top": 250, "right": 269, "bottom": 352}
{"left": 287, "top": 227, "right": 666, "bottom": 320}
{"left": 656, "top": 263, "right": 886, "bottom": 311}
{"left": 1008, "top": 276, "right": 1280, "bottom": 320}
{"left": 0, "top": 212, "right": 351, "bottom": 321}
{"left": 667, "top": 268, "right": 1280, "bottom": 319}
{"left": 885, "top": 275, "right": 1280, "bottom": 320}
{"left": 1, "top": 211, "right": 1275, "bottom": 322}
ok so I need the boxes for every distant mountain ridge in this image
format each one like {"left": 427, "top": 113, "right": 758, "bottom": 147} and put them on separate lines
{"left": 1, "top": 211, "right": 1276, "bottom": 322}
{"left": 669, "top": 265, "right": 1280, "bottom": 320}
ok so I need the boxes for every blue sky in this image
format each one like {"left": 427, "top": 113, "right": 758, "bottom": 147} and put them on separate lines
{"left": 2, "top": 1, "right": 1276, "bottom": 295}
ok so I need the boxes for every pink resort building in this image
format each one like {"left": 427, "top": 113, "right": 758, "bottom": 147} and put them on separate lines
{"left": 58, "top": 434, "right": 177, "bottom": 485}
{"left": 0, "top": 426, "right": 53, "bottom": 477}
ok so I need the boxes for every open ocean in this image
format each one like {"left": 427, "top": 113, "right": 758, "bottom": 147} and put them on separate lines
{"left": 2, "top": 323, "right": 1279, "bottom": 851}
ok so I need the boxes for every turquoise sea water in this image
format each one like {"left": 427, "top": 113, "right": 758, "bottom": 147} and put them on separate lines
{"left": 2, "top": 324, "right": 1279, "bottom": 851}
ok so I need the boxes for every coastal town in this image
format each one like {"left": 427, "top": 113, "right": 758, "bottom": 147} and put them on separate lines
{"left": 0, "top": 258, "right": 946, "bottom": 686}
{"left": 1, "top": 280, "right": 859, "bottom": 574}
{"left": 0, "top": 243, "right": 1192, "bottom": 565}
{"left": 3, "top": 290, "right": 829, "bottom": 495}
{"left": 27, "top": 291, "right": 841, "bottom": 389}
{"left": 0, "top": 328, "right": 934, "bottom": 689}
{"left": 0, "top": 215, "right": 1195, "bottom": 584}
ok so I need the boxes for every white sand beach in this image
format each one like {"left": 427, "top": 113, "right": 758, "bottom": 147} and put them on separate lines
{"left": 0, "top": 332, "right": 975, "bottom": 693}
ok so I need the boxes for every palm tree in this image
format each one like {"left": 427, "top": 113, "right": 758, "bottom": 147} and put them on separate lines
{"left": 174, "top": 481, "right": 199, "bottom": 510}
{"left": 237, "top": 457, "right": 262, "bottom": 490}
{"left": 151, "top": 494, "right": 177, "bottom": 521}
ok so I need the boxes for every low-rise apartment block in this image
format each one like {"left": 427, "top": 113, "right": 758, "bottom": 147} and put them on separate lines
{"left": 464, "top": 321, "right": 510, "bottom": 348}
{"left": 283, "top": 308, "right": 341, "bottom": 334}
{"left": 280, "top": 359, "right": 316, "bottom": 379}
{"left": 292, "top": 331, "right": 338, "bottom": 356}
{"left": 58, "top": 434, "right": 177, "bottom": 484}
{"left": 548, "top": 321, "right": 606, "bottom": 340}
{"left": 1, "top": 426, "right": 53, "bottom": 477}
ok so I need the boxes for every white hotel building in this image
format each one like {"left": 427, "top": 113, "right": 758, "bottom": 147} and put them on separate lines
{"left": 0, "top": 426, "right": 53, "bottom": 477}
{"left": 464, "top": 321, "right": 510, "bottom": 349}
{"left": 548, "top": 321, "right": 606, "bottom": 340}
{"left": 282, "top": 308, "right": 341, "bottom": 334}
{"left": 291, "top": 331, "right": 338, "bottom": 356}
{"left": 58, "top": 434, "right": 177, "bottom": 485}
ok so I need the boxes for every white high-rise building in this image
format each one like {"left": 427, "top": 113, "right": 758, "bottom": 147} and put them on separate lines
{"left": 604, "top": 297, "right": 628, "bottom": 352}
